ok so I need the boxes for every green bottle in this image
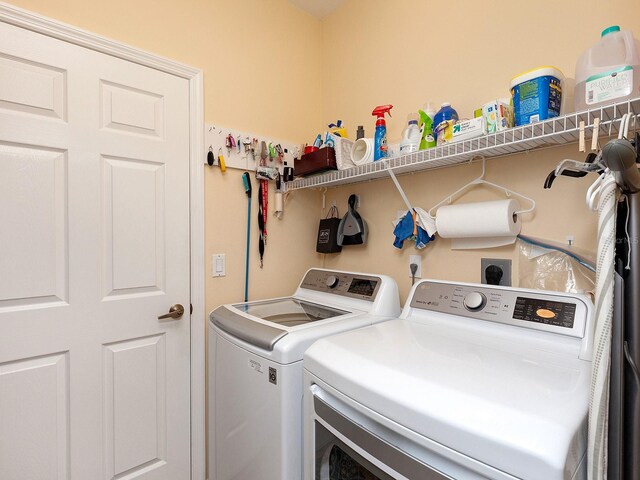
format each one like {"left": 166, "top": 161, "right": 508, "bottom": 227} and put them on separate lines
{"left": 418, "top": 103, "right": 436, "bottom": 150}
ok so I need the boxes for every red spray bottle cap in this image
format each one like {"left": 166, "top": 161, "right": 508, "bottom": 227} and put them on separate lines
{"left": 372, "top": 105, "right": 393, "bottom": 127}
{"left": 372, "top": 105, "right": 393, "bottom": 119}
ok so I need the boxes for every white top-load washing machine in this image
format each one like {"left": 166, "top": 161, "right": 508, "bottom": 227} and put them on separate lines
{"left": 304, "top": 279, "right": 594, "bottom": 480}
{"left": 208, "top": 268, "right": 400, "bottom": 480}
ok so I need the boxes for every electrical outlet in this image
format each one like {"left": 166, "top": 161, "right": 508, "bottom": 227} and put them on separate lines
{"left": 481, "top": 258, "right": 511, "bottom": 286}
{"left": 409, "top": 255, "right": 422, "bottom": 278}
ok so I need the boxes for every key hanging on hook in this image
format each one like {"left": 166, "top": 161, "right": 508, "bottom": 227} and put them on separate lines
{"left": 268, "top": 142, "right": 277, "bottom": 162}
{"left": 206, "top": 146, "right": 215, "bottom": 166}
{"left": 242, "top": 136, "right": 252, "bottom": 154}
{"left": 225, "top": 134, "right": 237, "bottom": 155}
{"left": 251, "top": 138, "right": 259, "bottom": 160}
{"left": 275, "top": 144, "right": 284, "bottom": 164}
{"left": 218, "top": 148, "right": 227, "bottom": 172}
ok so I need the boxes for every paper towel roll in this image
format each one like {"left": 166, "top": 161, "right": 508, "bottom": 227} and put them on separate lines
{"left": 436, "top": 199, "right": 521, "bottom": 249}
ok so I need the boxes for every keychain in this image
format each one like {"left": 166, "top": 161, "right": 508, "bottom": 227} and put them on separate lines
{"left": 218, "top": 148, "right": 227, "bottom": 172}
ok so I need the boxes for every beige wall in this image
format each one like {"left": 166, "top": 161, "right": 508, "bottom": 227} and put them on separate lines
{"left": 319, "top": 0, "right": 640, "bottom": 301}
{"left": 8, "top": 0, "right": 640, "bottom": 307}
{"left": 322, "top": 0, "right": 640, "bottom": 138}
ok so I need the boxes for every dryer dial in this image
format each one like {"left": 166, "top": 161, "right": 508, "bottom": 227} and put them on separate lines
{"left": 464, "top": 292, "right": 486, "bottom": 311}
{"left": 326, "top": 275, "right": 339, "bottom": 289}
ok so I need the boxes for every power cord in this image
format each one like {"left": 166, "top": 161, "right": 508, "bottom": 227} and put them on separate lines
{"left": 410, "top": 263, "right": 418, "bottom": 286}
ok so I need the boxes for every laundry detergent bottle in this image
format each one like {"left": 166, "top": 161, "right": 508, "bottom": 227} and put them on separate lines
{"left": 575, "top": 25, "right": 640, "bottom": 111}
{"left": 418, "top": 103, "right": 437, "bottom": 149}
{"left": 400, "top": 113, "right": 421, "bottom": 154}
{"left": 433, "top": 103, "right": 459, "bottom": 143}
{"left": 372, "top": 104, "right": 393, "bottom": 160}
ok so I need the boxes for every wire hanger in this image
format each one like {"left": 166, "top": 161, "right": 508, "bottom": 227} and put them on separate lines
{"left": 427, "top": 157, "right": 536, "bottom": 220}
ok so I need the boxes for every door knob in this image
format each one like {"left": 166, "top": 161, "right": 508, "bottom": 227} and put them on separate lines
{"left": 158, "top": 304, "right": 185, "bottom": 320}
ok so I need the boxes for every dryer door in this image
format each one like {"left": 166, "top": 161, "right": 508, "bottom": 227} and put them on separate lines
{"left": 310, "top": 386, "right": 453, "bottom": 480}
{"left": 315, "top": 423, "right": 394, "bottom": 480}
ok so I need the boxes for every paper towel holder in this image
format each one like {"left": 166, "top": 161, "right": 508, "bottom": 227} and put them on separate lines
{"left": 427, "top": 158, "right": 536, "bottom": 220}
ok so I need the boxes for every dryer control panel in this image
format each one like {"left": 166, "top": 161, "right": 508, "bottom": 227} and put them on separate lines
{"left": 300, "top": 270, "right": 381, "bottom": 302}
{"left": 409, "top": 280, "right": 590, "bottom": 338}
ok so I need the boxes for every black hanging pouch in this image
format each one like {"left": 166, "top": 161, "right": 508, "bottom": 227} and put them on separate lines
{"left": 316, "top": 205, "right": 342, "bottom": 254}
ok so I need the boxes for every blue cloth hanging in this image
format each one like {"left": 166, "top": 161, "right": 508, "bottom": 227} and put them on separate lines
{"left": 393, "top": 210, "right": 434, "bottom": 249}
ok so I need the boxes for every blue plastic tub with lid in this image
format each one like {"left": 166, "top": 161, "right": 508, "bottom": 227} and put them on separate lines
{"left": 510, "top": 66, "right": 564, "bottom": 126}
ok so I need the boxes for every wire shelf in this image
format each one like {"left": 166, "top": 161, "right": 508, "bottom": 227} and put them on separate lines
{"left": 289, "top": 97, "right": 640, "bottom": 190}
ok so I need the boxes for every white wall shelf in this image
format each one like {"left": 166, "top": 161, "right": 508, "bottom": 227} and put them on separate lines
{"left": 289, "top": 97, "right": 640, "bottom": 190}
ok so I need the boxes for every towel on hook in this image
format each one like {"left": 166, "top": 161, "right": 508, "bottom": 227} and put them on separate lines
{"left": 415, "top": 207, "right": 437, "bottom": 237}
{"left": 393, "top": 208, "right": 436, "bottom": 249}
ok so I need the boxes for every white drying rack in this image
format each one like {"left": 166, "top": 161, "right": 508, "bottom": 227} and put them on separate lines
{"left": 426, "top": 158, "right": 536, "bottom": 220}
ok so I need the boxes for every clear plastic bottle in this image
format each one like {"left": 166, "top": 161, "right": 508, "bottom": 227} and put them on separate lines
{"left": 575, "top": 26, "right": 640, "bottom": 111}
{"left": 400, "top": 113, "right": 421, "bottom": 154}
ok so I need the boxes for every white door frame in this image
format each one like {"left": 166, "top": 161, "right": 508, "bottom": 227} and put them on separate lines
{"left": 0, "top": 3, "right": 206, "bottom": 479}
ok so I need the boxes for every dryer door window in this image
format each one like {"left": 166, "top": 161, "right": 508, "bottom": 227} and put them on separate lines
{"left": 315, "top": 422, "right": 391, "bottom": 480}
{"left": 312, "top": 392, "right": 452, "bottom": 480}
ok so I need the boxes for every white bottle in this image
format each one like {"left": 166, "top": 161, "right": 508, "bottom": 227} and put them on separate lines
{"left": 575, "top": 25, "right": 640, "bottom": 111}
{"left": 400, "top": 113, "right": 421, "bottom": 154}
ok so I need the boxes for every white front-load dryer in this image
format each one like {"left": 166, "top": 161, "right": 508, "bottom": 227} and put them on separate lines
{"left": 208, "top": 268, "right": 400, "bottom": 480}
{"left": 304, "top": 279, "right": 594, "bottom": 480}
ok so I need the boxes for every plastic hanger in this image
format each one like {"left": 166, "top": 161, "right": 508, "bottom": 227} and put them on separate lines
{"left": 387, "top": 169, "right": 413, "bottom": 211}
{"left": 427, "top": 157, "right": 536, "bottom": 220}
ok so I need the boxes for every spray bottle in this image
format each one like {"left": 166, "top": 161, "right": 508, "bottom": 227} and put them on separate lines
{"left": 372, "top": 104, "right": 393, "bottom": 160}
{"left": 417, "top": 103, "right": 437, "bottom": 150}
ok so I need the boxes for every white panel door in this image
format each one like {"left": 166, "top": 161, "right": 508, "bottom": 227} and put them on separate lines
{"left": 0, "top": 20, "right": 191, "bottom": 480}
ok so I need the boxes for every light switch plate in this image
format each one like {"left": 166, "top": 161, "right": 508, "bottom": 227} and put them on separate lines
{"left": 212, "top": 254, "right": 226, "bottom": 277}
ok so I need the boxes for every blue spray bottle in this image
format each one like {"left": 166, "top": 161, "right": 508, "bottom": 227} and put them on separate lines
{"left": 372, "top": 104, "right": 393, "bottom": 160}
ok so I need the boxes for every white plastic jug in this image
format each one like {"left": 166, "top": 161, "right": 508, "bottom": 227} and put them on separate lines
{"left": 399, "top": 113, "right": 421, "bottom": 154}
{"left": 575, "top": 26, "right": 640, "bottom": 111}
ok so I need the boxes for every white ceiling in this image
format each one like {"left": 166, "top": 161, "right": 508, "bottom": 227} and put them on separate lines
{"left": 288, "top": 0, "right": 345, "bottom": 19}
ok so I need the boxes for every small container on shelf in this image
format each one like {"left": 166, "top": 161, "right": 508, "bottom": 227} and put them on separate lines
{"left": 294, "top": 147, "right": 337, "bottom": 177}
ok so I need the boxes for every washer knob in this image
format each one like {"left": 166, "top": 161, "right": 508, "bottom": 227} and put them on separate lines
{"left": 464, "top": 292, "right": 486, "bottom": 311}
{"left": 326, "top": 275, "right": 339, "bottom": 289}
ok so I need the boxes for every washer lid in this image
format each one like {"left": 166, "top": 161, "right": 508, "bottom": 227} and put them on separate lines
{"left": 210, "top": 298, "right": 350, "bottom": 351}
{"left": 304, "top": 318, "right": 591, "bottom": 479}
{"left": 232, "top": 298, "right": 349, "bottom": 327}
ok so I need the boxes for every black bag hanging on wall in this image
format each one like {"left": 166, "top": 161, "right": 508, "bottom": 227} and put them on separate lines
{"left": 316, "top": 205, "right": 342, "bottom": 254}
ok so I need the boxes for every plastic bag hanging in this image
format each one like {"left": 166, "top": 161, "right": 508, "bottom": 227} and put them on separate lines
{"left": 316, "top": 205, "right": 342, "bottom": 253}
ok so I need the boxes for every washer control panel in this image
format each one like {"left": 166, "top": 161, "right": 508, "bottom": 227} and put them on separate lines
{"left": 300, "top": 270, "right": 381, "bottom": 301}
{"left": 409, "top": 280, "right": 589, "bottom": 337}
